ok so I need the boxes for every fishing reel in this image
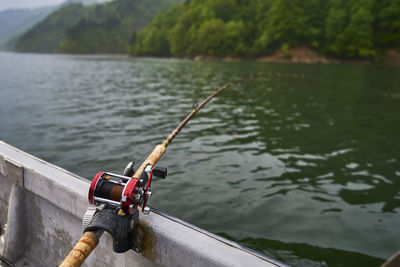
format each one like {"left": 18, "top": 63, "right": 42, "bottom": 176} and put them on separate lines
{"left": 88, "top": 163, "right": 167, "bottom": 214}
{"left": 83, "top": 162, "right": 167, "bottom": 253}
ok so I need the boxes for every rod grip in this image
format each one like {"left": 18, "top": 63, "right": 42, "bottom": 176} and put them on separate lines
{"left": 59, "top": 231, "right": 99, "bottom": 267}
{"left": 133, "top": 144, "right": 166, "bottom": 179}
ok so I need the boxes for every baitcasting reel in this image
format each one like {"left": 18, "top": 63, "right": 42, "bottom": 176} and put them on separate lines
{"left": 88, "top": 164, "right": 167, "bottom": 214}
{"left": 83, "top": 162, "right": 167, "bottom": 253}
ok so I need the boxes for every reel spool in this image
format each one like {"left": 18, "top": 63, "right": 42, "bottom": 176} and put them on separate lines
{"left": 88, "top": 172, "right": 142, "bottom": 214}
{"left": 88, "top": 165, "right": 167, "bottom": 215}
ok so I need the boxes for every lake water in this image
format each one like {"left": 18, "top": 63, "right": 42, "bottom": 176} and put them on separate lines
{"left": 1, "top": 52, "right": 399, "bottom": 266}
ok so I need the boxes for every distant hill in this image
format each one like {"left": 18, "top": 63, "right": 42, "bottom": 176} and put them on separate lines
{"left": 0, "top": 0, "right": 112, "bottom": 50}
{"left": 0, "top": 6, "right": 57, "bottom": 47}
{"left": 15, "top": 3, "right": 88, "bottom": 53}
{"left": 15, "top": 0, "right": 181, "bottom": 54}
{"left": 64, "top": 0, "right": 114, "bottom": 5}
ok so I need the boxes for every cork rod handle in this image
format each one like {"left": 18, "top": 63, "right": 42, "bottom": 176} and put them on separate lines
{"left": 59, "top": 231, "right": 99, "bottom": 267}
{"left": 59, "top": 78, "right": 242, "bottom": 266}
{"left": 132, "top": 144, "right": 166, "bottom": 179}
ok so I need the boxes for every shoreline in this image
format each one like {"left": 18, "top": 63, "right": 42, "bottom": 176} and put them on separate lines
{"left": 190, "top": 47, "right": 400, "bottom": 66}
{"left": 3, "top": 47, "right": 400, "bottom": 65}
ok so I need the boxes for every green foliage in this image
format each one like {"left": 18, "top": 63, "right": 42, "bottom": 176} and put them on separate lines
{"left": 257, "top": 0, "right": 314, "bottom": 49}
{"left": 324, "top": 0, "right": 376, "bottom": 58}
{"left": 343, "top": 0, "right": 376, "bottom": 57}
{"left": 195, "top": 18, "right": 226, "bottom": 55}
{"left": 281, "top": 43, "right": 292, "bottom": 59}
{"left": 59, "top": 16, "right": 125, "bottom": 53}
{"left": 131, "top": 4, "right": 184, "bottom": 56}
{"left": 131, "top": 0, "right": 400, "bottom": 59}
{"left": 375, "top": 0, "right": 400, "bottom": 48}
{"left": 15, "top": 0, "right": 400, "bottom": 59}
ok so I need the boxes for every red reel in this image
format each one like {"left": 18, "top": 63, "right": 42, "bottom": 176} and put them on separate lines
{"left": 88, "top": 172, "right": 143, "bottom": 214}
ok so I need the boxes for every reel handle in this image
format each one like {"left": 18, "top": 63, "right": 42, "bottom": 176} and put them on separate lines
{"left": 59, "top": 231, "right": 99, "bottom": 267}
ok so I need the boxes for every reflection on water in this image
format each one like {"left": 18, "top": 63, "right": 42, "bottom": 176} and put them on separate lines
{"left": 219, "top": 233, "right": 384, "bottom": 267}
{"left": 1, "top": 52, "right": 400, "bottom": 266}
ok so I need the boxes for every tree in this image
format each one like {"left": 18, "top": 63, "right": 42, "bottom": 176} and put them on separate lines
{"left": 132, "top": 3, "right": 184, "bottom": 56}
{"left": 253, "top": 0, "right": 321, "bottom": 54}
{"left": 342, "top": 0, "right": 376, "bottom": 57}
{"left": 131, "top": 0, "right": 399, "bottom": 59}
{"left": 195, "top": 18, "right": 226, "bottom": 55}
{"left": 324, "top": 0, "right": 376, "bottom": 58}
{"left": 375, "top": 0, "right": 400, "bottom": 48}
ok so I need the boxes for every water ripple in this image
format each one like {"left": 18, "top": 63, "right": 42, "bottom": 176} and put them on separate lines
{"left": 1, "top": 53, "right": 400, "bottom": 266}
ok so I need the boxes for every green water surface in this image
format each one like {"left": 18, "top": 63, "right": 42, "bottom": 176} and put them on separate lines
{"left": 1, "top": 52, "right": 399, "bottom": 266}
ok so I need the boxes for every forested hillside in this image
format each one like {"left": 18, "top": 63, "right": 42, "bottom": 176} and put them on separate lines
{"left": 0, "top": 0, "right": 113, "bottom": 51}
{"left": 131, "top": 0, "right": 400, "bottom": 59}
{"left": 15, "top": 4, "right": 88, "bottom": 53}
{"left": 15, "top": 0, "right": 180, "bottom": 54}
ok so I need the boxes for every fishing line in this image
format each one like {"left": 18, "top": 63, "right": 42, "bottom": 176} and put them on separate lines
{"left": 60, "top": 73, "right": 306, "bottom": 266}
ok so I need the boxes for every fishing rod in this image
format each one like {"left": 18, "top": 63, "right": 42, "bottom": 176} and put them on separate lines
{"left": 59, "top": 77, "right": 244, "bottom": 267}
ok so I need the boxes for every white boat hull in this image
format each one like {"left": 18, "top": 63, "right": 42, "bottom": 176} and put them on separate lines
{"left": 0, "top": 141, "right": 284, "bottom": 267}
